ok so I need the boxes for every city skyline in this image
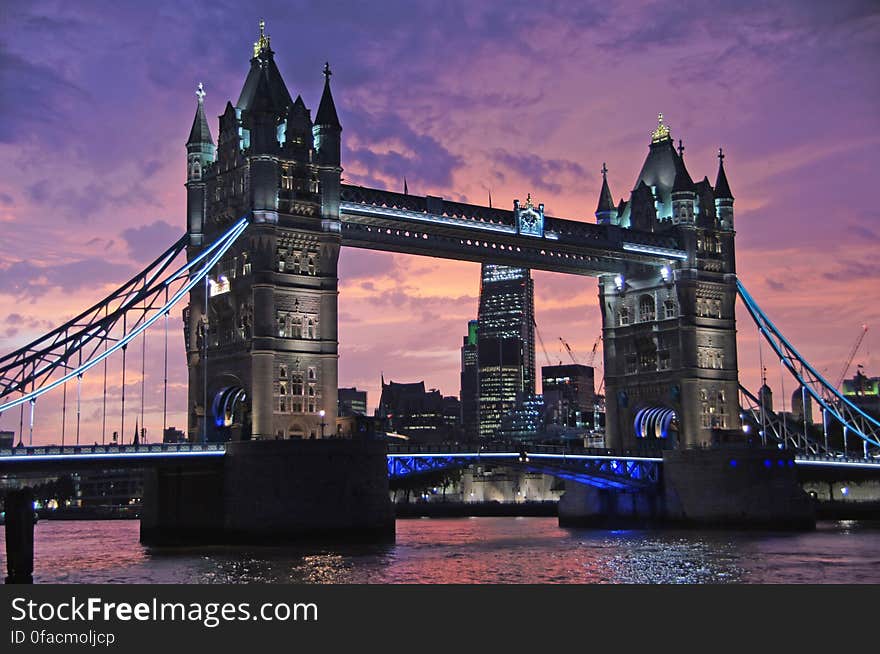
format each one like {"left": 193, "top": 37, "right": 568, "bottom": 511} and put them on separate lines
{"left": 2, "top": 1, "right": 879, "bottom": 443}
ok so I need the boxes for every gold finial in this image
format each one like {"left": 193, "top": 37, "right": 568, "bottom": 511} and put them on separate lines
{"left": 196, "top": 82, "right": 205, "bottom": 104}
{"left": 651, "top": 112, "right": 671, "bottom": 143}
{"left": 525, "top": 192, "right": 533, "bottom": 208}
{"left": 253, "top": 19, "right": 271, "bottom": 57}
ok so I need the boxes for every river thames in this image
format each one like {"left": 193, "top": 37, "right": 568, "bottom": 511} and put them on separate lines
{"left": 4, "top": 517, "right": 880, "bottom": 584}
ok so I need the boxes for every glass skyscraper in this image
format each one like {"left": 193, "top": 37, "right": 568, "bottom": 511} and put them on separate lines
{"left": 476, "top": 264, "right": 535, "bottom": 438}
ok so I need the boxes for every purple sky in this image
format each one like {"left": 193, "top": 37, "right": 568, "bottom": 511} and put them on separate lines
{"left": 2, "top": 1, "right": 879, "bottom": 443}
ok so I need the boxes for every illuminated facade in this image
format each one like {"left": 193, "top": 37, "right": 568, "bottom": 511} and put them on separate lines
{"left": 476, "top": 262, "right": 536, "bottom": 438}
{"left": 459, "top": 320, "right": 479, "bottom": 441}
{"left": 185, "top": 23, "right": 342, "bottom": 441}
{"left": 597, "top": 115, "right": 740, "bottom": 448}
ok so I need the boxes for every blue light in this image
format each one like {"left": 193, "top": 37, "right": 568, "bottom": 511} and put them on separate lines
{"left": 729, "top": 459, "right": 737, "bottom": 468}
{"left": 764, "top": 459, "right": 772, "bottom": 468}
{"left": 777, "top": 459, "right": 785, "bottom": 468}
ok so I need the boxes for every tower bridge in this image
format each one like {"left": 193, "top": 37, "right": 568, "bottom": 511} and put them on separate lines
{"left": 2, "top": 23, "right": 880, "bottom": 563}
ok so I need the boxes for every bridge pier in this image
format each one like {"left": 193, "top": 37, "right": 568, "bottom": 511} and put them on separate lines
{"left": 140, "top": 440, "right": 394, "bottom": 546}
{"left": 559, "top": 447, "right": 815, "bottom": 529}
{"left": 4, "top": 488, "right": 35, "bottom": 584}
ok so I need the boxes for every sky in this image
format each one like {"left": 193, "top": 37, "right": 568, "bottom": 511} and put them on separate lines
{"left": 1, "top": 0, "right": 879, "bottom": 444}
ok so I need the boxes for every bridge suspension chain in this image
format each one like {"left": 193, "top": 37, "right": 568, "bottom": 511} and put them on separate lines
{"left": 737, "top": 279, "right": 880, "bottom": 452}
{"left": 0, "top": 216, "right": 250, "bottom": 416}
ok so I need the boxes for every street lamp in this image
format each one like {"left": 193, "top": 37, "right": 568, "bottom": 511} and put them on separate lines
{"left": 319, "top": 409, "right": 326, "bottom": 439}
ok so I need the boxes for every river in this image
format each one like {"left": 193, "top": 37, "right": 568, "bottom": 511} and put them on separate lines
{"left": 4, "top": 518, "right": 879, "bottom": 583}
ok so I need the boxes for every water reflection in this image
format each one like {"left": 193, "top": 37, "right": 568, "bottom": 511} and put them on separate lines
{"left": 4, "top": 518, "right": 879, "bottom": 584}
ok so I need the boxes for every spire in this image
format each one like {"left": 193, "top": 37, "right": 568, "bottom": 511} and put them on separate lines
{"left": 651, "top": 112, "right": 671, "bottom": 143}
{"left": 672, "top": 148, "right": 694, "bottom": 193}
{"left": 253, "top": 19, "right": 271, "bottom": 57}
{"left": 596, "top": 162, "right": 615, "bottom": 214}
{"left": 714, "top": 147, "right": 734, "bottom": 199}
{"left": 315, "top": 61, "right": 341, "bottom": 129}
{"left": 187, "top": 82, "right": 213, "bottom": 145}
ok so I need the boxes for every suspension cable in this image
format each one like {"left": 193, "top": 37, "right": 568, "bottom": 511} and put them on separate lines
{"left": 102, "top": 306, "right": 108, "bottom": 445}
{"left": 778, "top": 357, "right": 787, "bottom": 448}
{"left": 121, "top": 313, "right": 127, "bottom": 446}
{"left": 757, "top": 325, "right": 767, "bottom": 446}
{"left": 163, "top": 290, "right": 169, "bottom": 439}
{"left": 140, "top": 328, "right": 146, "bottom": 443}
{"left": 61, "top": 379, "right": 67, "bottom": 447}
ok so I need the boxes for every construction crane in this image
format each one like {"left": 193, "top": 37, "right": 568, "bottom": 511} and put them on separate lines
{"left": 587, "top": 336, "right": 602, "bottom": 367}
{"left": 559, "top": 337, "right": 579, "bottom": 365}
{"left": 533, "top": 317, "right": 553, "bottom": 367}
{"left": 834, "top": 324, "right": 869, "bottom": 390}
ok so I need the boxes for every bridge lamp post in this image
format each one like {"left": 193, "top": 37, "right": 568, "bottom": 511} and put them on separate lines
{"left": 319, "top": 410, "right": 326, "bottom": 439}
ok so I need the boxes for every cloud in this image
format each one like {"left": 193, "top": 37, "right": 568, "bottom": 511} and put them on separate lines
{"left": 0, "top": 45, "right": 87, "bottom": 145}
{"left": 120, "top": 220, "right": 182, "bottom": 262}
{"left": 491, "top": 150, "right": 585, "bottom": 195}
{"left": 0, "top": 258, "right": 134, "bottom": 299}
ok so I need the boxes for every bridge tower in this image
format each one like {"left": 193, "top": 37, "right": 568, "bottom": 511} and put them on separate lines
{"left": 597, "top": 117, "right": 741, "bottom": 450}
{"left": 184, "top": 22, "right": 341, "bottom": 442}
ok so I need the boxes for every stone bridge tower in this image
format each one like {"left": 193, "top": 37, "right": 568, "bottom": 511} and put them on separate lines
{"left": 184, "top": 22, "right": 342, "bottom": 441}
{"left": 597, "top": 116, "right": 740, "bottom": 450}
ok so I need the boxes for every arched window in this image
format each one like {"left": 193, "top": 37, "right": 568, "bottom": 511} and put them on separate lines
{"left": 292, "top": 316, "right": 302, "bottom": 339}
{"left": 308, "top": 256, "right": 316, "bottom": 276}
{"left": 618, "top": 307, "right": 630, "bottom": 326}
{"left": 639, "top": 295, "right": 655, "bottom": 322}
{"left": 307, "top": 318, "right": 315, "bottom": 339}
{"left": 664, "top": 299, "right": 676, "bottom": 319}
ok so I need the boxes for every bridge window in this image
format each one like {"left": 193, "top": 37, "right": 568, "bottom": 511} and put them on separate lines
{"left": 307, "top": 318, "right": 315, "bottom": 339}
{"left": 308, "top": 367, "right": 316, "bottom": 381}
{"left": 279, "top": 364, "right": 287, "bottom": 379}
{"left": 618, "top": 307, "right": 630, "bottom": 326}
{"left": 292, "top": 371, "right": 304, "bottom": 396}
{"left": 639, "top": 295, "right": 655, "bottom": 322}
{"left": 293, "top": 255, "right": 301, "bottom": 273}
{"left": 308, "top": 256, "right": 316, "bottom": 275}
{"left": 658, "top": 350, "right": 670, "bottom": 370}
{"left": 664, "top": 299, "right": 676, "bottom": 319}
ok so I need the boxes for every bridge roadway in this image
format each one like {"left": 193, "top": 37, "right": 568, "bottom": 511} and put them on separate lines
{"left": 1, "top": 442, "right": 878, "bottom": 487}
{"left": 338, "top": 185, "right": 687, "bottom": 276}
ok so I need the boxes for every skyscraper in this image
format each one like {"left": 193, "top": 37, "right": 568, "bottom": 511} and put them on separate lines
{"left": 477, "top": 264, "right": 536, "bottom": 438}
{"left": 459, "top": 320, "right": 480, "bottom": 441}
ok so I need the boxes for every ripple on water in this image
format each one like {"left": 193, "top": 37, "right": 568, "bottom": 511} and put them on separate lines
{"left": 3, "top": 518, "right": 879, "bottom": 584}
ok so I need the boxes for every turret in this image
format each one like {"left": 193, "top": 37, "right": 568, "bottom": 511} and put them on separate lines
{"left": 714, "top": 148, "right": 734, "bottom": 230}
{"left": 186, "top": 83, "right": 215, "bottom": 246}
{"left": 313, "top": 62, "right": 342, "bottom": 167}
{"left": 671, "top": 139, "right": 695, "bottom": 225}
{"left": 595, "top": 163, "right": 617, "bottom": 225}
{"left": 313, "top": 62, "right": 343, "bottom": 226}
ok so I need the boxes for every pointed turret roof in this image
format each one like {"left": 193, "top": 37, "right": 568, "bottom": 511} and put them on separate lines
{"left": 596, "top": 163, "right": 615, "bottom": 214}
{"left": 315, "top": 62, "right": 341, "bottom": 129}
{"left": 672, "top": 149, "right": 694, "bottom": 193}
{"left": 236, "top": 21, "right": 293, "bottom": 115}
{"left": 187, "top": 83, "right": 213, "bottom": 145}
{"left": 714, "top": 148, "right": 734, "bottom": 199}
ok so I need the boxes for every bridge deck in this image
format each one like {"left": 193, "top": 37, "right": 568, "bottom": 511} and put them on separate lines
{"left": 339, "top": 185, "right": 686, "bottom": 275}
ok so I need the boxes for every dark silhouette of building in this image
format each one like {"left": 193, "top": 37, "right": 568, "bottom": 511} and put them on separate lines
{"left": 459, "top": 320, "right": 479, "bottom": 441}
{"left": 163, "top": 427, "right": 185, "bottom": 443}
{"left": 377, "top": 379, "right": 456, "bottom": 443}
{"left": 477, "top": 257, "right": 536, "bottom": 439}
{"left": 338, "top": 387, "right": 367, "bottom": 416}
{"left": 542, "top": 364, "right": 595, "bottom": 427}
